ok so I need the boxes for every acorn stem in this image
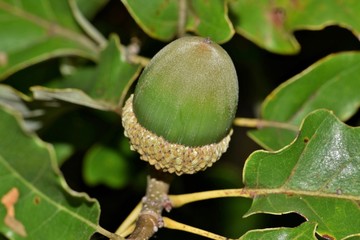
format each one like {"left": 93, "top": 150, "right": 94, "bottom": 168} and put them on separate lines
{"left": 127, "top": 170, "right": 173, "bottom": 240}
{"left": 177, "top": 0, "right": 187, "bottom": 37}
{"left": 233, "top": 117, "right": 298, "bottom": 131}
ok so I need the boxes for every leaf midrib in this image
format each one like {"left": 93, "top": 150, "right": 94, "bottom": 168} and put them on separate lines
{"left": 247, "top": 187, "right": 360, "bottom": 201}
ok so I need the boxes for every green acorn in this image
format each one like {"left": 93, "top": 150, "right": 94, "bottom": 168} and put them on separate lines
{"left": 122, "top": 36, "right": 238, "bottom": 175}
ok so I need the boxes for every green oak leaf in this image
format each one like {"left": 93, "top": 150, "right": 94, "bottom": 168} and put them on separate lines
{"left": 186, "top": 0, "right": 234, "bottom": 43}
{"left": 89, "top": 34, "right": 142, "bottom": 108}
{"left": 0, "top": 106, "right": 100, "bottom": 240}
{"left": 121, "top": 0, "right": 234, "bottom": 43}
{"left": 121, "top": 0, "right": 179, "bottom": 41}
{"left": 31, "top": 34, "right": 141, "bottom": 112}
{"left": 244, "top": 109, "right": 360, "bottom": 239}
{"left": 239, "top": 221, "right": 317, "bottom": 240}
{"left": 229, "top": 0, "right": 360, "bottom": 54}
{"left": 249, "top": 52, "right": 360, "bottom": 150}
{"left": 0, "top": 0, "right": 100, "bottom": 80}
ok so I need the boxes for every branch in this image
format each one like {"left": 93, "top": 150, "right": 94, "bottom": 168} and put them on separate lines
{"left": 96, "top": 225, "right": 124, "bottom": 240}
{"left": 126, "top": 170, "right": 173, "bottom": 240}
{"left": 163, "top": 217, "right": 229, "bottom": 240}
{"left": 233, "top": 117, "right": 299, "bottom": 132}
{"left": 169, "top": 187, "right": 358, "bottom": 208}
{"left": 170, "top": 189, "right": 253, "bottom": 208}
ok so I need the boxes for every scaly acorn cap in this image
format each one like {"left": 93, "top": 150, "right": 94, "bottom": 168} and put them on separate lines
{"left": 122, "top": 36, "right": 238, "bottom": 175}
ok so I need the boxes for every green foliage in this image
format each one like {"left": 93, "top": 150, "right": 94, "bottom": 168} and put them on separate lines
{"left": 83, "top": 138, "right": 133, "bottom": 189}
{"left": 83, "top": 145, "right": 128, "bottom": 188}
{"left": 121, "top": 0, "right": 179, "bottom": 41}
{"left": 244, "top": 110, "right": 360, "bottom": 239}
{"left": 121, "top": 0, "right": 360, "bottom": 53}
{"left": 0, "top": 0, "right": 99, "bottom": 79}
{"left": 0, "top": 107, "right": 99, "bottom": 240}
{"left": 249, "top": 52, "right": 360, "bottom": 150}
{"left": 0, "top": 0, "right": 359, "bottom": 239}
{"left": 239, "top": 222, "right": 317, "bottom": 240}
{"left": 228, "top": 0, "right": 360, "bottom": 54}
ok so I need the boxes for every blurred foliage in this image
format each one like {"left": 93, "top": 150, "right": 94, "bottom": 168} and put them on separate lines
{"left": 0, "top": 0, "right": 359, "bottom": 239}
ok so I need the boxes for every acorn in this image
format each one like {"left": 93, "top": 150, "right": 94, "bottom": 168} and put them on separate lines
{"left": 122, "top": 36, "right": 238, "bottom": 175}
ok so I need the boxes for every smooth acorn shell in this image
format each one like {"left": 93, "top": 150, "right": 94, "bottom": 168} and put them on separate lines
{"left": 133, "top": 36, "right": 238, "bottom": 147}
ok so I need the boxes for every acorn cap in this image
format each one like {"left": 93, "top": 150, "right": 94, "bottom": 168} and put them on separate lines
{"left": 133, "top": 36, "right": 238, "bottom": 147}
